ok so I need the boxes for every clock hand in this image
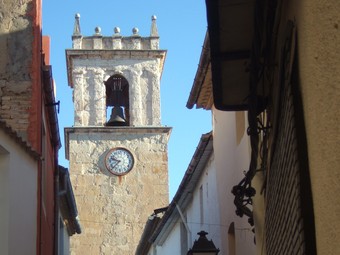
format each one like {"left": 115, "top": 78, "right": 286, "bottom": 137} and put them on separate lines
{"left": 111, "top": 159, "right": 121, "bottom": 168}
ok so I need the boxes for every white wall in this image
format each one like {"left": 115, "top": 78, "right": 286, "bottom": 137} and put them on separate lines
{"left": 0, "top": 130, "right": 38, "bottom": 255}
{"left": 149, "top": 109, "right": 255, "bottom": 255}
{"left": 212, "top": 109, "right": 255, "bottom": 255}
{"left": 186, "top": 154, "right": 222, "bottom": 250}
{"left": 155, "top": 221, "right": 182, "bottom": 255}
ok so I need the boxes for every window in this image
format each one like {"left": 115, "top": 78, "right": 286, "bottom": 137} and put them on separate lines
{"left": 105, "top": 74, "right": 130, "bottom": 126}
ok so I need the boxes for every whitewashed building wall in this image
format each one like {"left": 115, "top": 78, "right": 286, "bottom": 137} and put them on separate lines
{"left": 212, "top": 109, "right": 255, "bottom": 255}
{"left": 145, "top": 109, "right": 255, "bottom": 255}
{"left": 0, "top": 128, "right": 38, "bottom": 255}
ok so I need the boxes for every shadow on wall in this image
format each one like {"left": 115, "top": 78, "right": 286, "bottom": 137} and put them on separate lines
{"left": 0, "top": 25, "right": 40, "bottom": 140}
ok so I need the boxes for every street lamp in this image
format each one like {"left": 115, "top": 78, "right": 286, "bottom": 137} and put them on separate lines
{"left": 187, "top": 231, "right": 220, "bottom": 255}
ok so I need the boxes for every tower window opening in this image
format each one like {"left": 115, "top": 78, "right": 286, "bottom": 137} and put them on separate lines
{"left": 105, "top": 75, "right": 130, "bottom": 126}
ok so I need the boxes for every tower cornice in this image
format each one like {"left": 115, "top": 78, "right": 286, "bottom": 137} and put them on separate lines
{"left": 64, "top": 126, "right": 172, "bottom": 160}
{"left": 66, "top": 49, "right": 166, "bottom": 88}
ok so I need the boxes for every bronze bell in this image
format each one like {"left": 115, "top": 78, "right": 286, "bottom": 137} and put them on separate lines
{"left": 106, "top": 106, "right": 127, "bottom": 126}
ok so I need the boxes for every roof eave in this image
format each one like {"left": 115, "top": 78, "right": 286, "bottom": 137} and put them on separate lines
{"left": 186, "top": 32, "right": 213, "bottom": 110}
{"left": 42, "top": 65, "right": 61, "bottom": 150}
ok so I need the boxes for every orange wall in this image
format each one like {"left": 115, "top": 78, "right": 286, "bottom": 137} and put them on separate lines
{"left": 43, "top": 36, "right": 51, "bottom": 65}
{"left": 40, "top": 132, "right": 56, "bottom": 255}
{"left": 27, "top": 0, "right": 42, "bottom": 153}
{"left": 29, "top": 1, "right": 56, "bottom": 254}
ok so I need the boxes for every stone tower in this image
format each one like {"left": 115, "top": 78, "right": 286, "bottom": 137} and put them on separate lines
{"left": 65, "top": 14, "right": 171, "bottom": 255}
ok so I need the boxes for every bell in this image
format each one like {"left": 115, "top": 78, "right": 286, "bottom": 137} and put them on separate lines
{"left": 106, "top": 106, "right": 127, "bottom": 126}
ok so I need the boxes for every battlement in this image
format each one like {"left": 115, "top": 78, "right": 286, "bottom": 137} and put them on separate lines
{"left": 72, "top": 14, "right": 160, "bottom": 50}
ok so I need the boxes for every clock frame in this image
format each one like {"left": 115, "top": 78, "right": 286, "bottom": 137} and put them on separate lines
{"left": 104, "top": 147, "right": 134, "bottom": 176}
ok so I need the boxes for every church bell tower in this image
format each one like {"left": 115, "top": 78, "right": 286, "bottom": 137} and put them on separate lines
{"left": 65, "top": 14, "right": 171, "bottom": 255}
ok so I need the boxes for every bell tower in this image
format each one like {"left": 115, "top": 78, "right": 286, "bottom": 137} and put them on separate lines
{"left": 65, "top": 14, "right": 171, "bottom": 255}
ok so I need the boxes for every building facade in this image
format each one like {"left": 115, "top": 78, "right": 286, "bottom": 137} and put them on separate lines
{"left": 0, "top": 122, "right": 40, "bottom": 254}
{"left": 0, "top": 1, "right": 80, "bottom": 254}
{"left": 136, "top": 34, "right": 256, "bottom": 253}
{"left": 186, "top": 33, "right": 257, "bottom": 255}
{"left": 204, "top": 0, "right": 340, "bottom": 254}
{"left": 65, "top": 15, "right": 171, "bottom": 255}
{"left": 109, "top": 0, "right": 339, "bottom": 254}
{"left": 138, "top": 132, "right": 253, "bottom": 255}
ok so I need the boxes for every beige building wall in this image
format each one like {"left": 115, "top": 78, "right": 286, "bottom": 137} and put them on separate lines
{"left": 0, "top": 129, "right": 38, "bottom": 255}
{"left": 275, "top": 1, "right": 340, "bottom": 254}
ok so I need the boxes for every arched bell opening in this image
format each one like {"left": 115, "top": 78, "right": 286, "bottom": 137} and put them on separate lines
{"left": 105, "top": 74, "right": 130, "bottom": 126}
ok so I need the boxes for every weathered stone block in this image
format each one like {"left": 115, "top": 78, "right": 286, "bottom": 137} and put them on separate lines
{"left": 67, "top": 127, "right": 170, "bottom": 255}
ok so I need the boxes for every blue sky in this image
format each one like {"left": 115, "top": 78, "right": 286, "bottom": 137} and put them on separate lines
{"left": 42, "top": 0, "right": 211, "bottom": 199}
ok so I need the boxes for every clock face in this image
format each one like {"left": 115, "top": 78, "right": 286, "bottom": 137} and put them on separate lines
{"left": 105, "top": 148, "right": 134, "bottom": 176}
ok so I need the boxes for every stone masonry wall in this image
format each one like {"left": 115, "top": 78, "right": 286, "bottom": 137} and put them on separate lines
{"left": 0, "top": 0, "right": 42, "bottom": 150}
{"left": 0, "top": 1, "right": 34, "bottom": 138}
{"left": 68, "top": 128, "right": 170, "bottom": 255}
{"left": 70, "top": 55, "right": 162, "bottom": 127}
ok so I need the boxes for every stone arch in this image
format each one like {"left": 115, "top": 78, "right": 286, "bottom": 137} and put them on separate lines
{"left": 104, "top": 74, "right": 130, "bottom": 126}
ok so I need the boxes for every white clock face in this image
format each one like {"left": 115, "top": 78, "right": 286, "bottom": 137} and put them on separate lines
{"left": 105, "top": 148, "right": 134, "bottom": 175}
